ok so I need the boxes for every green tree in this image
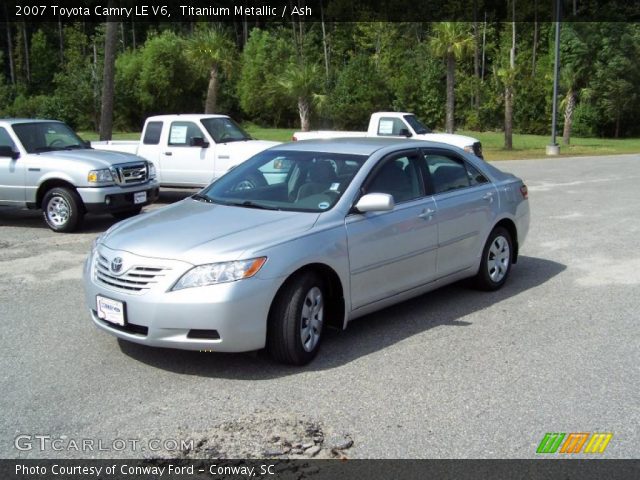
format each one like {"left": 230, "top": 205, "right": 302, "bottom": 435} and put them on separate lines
{"left": 186, "top": 27, "right": 236, "bottom": 114}
{"left": 278, "top": 61, "right": 322, "bottom": 131}
{"left": 430, "top": 22, "right": 474, "bottom": 133}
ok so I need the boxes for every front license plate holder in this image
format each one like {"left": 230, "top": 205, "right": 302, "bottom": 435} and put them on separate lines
{"left": 133, "top": 191, "right": 147, "bottom": 205}
{"left": 96, "top": 295, "right": 126, "bottom": 326}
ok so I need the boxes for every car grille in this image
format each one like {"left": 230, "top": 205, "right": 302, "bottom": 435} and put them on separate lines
{"left": 94, "top": 253, "right": 169, "bottom": 293}
{"left": 113, "top": 162, "right": 148, "bottom": 185}
{"left": 473, "top": 142, "right": 484, "bottom": 159}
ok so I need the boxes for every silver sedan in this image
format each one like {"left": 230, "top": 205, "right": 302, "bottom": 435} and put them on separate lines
{"left": 83, "top": 138, "right": 530, "bottom": 365}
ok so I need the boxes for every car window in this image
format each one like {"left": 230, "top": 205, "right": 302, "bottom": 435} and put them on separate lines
{"left": 200, "top": 117, "right": 251, "bottom": 143}
{"left": 423, "top": 153, "right": 471, "bottom": 194}
{"left": 377, "top": 117, "right": 408, "bottom": 136}
{"left": 0, "top": 127, "right": 16, "bottom": 149}
{"left": 466, "top": 162, "right": 489, "bottom": 186}
{"left": 12, "top": 122, "right": 87, "bottom": 153}
{"left": 168, "top": 121, "right": 205, "bottom": 146}
{"left": 365, "top": 153, "right": 423, "bottom": 203}
{"left": 143, "top": 121, "right": 163, "bottom": 145}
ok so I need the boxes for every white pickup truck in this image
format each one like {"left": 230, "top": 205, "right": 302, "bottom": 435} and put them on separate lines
{"left": 92, "top": 114, "right": 279, "bottom": 187}
{"left": 293, "top": 112, "right": 484, "bottom": 159}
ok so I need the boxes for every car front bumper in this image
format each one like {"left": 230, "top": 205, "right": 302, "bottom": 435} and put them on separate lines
{"left": 83, "top": 247, "right": 281, "bottom": 352}
{"left": 78, "top": 180, "right": 160, "bottom": 214}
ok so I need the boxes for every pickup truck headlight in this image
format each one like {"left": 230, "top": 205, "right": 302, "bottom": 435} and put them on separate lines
{"left": 147, "top": 162, "right": 156, "bottom": 179}
{"left": 463, "top": 145, "right": 474, "bottom": 154}
{"left": 87, "top": 168, "right": 114, "bottom": 183}
{"left": 172, "top": 257, "right": 267, "bottom": 291}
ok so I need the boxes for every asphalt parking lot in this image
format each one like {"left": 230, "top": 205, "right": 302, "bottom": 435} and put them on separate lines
{"left": 1, "top": 154, "right": 639, "bottom": 459}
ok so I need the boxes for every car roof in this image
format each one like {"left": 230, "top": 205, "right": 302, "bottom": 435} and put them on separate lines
{"left": 274, "top": 137, "right": 459, "bottom": 156}
{"left": 0, "top": 118, "right": 65, "bottom": 125}
{"left": 146, "top": 114, "right": 230, "bottom": 121}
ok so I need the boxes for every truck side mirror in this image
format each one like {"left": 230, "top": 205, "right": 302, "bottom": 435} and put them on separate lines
{"left": 0, "top": 146, "right": 19, "bottom": 159}
{"left": 189, "top": 137, "right": 209, "bottom": 148}
{"left": 398, "top": 128, "right": 412, "bottom": 138}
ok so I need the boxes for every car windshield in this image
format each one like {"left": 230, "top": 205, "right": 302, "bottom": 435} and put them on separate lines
{"left": 403, "top": 115, "right": 431, "bottom": 134}
{"left": 198, "top": 149, "right": 368, "bottom": 212}
{"left": 200, "top": 117, "right": 252, "bottom": 143}
{"left": 12, "top": 122, "right": 89, "bottom": 153}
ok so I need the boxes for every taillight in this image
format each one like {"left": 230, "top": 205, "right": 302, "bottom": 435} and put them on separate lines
{"left": 520, "top": 185, "right": 528, "bottom": 199}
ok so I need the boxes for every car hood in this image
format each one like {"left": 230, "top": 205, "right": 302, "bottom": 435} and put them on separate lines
{"left": 101, "top": 199, "right": 320, "bottom": 265}
{"left": 418, "top": 132, "right": 479, "bottom": 148}
{"left": 38, "top": 149, "right": 146, "bottom": 169}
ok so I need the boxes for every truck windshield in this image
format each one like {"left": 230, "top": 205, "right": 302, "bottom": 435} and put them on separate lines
{"left": 198, "top": 149, "right": 367, "bottom": 212}
{"left": 200, "top": 117, "right": 252, "bottom": 143}
{"left": 12, "top": 122, "right": 88, "bottom": 153}
{"left": 403, "top": 115, "right": 431, "bottom": 134}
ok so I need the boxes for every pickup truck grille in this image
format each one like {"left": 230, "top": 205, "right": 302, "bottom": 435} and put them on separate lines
{"left": 94, "top": 253, "right": 169, "bottom": 293}
{"left": 113, "top": 162, "right": 148, "bottom": 185}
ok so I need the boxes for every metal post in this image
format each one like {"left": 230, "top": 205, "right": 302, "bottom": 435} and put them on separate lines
{"left": 547, "top": 0, "right": 562, "bottom": 155}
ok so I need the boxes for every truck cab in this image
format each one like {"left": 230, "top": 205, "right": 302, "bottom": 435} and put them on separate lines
{"left": 129, "top": 115, "right": 277, "bottom": 187}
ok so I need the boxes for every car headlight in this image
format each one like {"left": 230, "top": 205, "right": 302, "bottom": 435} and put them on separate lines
{"left": 172, "top": 257, "right": 267, "bottom": 291}
{"left": 87, "top": 168, "right": 114, "bottom": 183}
{"left": 147, "top": 162, "right": 156, "bottom": 179}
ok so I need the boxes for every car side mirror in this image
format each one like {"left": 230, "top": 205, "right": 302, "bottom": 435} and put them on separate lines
{"left": 0, "top": 146, "right": 19, "bottom": 159}
{"left": 189, "top": 136, "right": 209, "bottom": 148}
{"left": 354, "top": 193, "right": 395, "bottom": 213}
{"left": 398, "top": 128, "right": 412, "bottom": 138}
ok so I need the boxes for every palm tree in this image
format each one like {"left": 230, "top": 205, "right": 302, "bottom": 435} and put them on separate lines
{"left": 278, "top": 62, "right": 322, "bottom": 132}
{"left": 560, "top": 26, "right": 590, "bottom": 145}
{"left": 187, "top": 28, "right": 235, "bottom": 114}
{"left": 430, "top": 23, "right": 474, "bottom": 133}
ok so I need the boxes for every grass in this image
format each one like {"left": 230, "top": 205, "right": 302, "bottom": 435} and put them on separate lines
{"left": 79, "top": 127, "right": 640, "bottom": 161}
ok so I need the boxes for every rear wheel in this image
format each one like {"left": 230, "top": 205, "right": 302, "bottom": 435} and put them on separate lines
{"left": 42, "top": 187, "right": 84, "bottom": 233}
{"left": 112, "top": 207, "right": 142, "bottom": 220}
{"left": 474, "top": 227, "right": 513, "bottom": 291}
{"left": 267, "top": 271, "right": 325, "bottom": 365}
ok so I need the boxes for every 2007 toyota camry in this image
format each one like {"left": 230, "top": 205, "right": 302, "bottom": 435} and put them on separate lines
{"left": 83, "top": 138, "right": 529, "bottom": 365}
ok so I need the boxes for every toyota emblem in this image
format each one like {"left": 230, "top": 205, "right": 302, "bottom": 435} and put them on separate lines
{"left": 110, "top": 257, "right": 123, "bottom": 274}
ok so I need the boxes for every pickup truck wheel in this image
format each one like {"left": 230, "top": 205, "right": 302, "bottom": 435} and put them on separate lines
{"left": 42, "top": 187, "right": 84, "bottom": 233}
{"left": 112, "top": 207, "right": 142, "bottom": 220}
{"left": 267, "top": 271, "right": 325, "bottom": 365}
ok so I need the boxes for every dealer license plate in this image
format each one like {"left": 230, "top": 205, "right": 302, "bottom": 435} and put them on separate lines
{"left": 96, "top": 295, "right": 126, "bottom": 326}
{"left": 133, "top": 191, "right": 147, "bottom": 204}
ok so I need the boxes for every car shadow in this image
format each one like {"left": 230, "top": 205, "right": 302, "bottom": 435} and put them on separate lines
{"left": 117, "top": 255, "right": 566, "bottom": 379}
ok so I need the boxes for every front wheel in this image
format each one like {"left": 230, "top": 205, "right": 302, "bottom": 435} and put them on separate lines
{"left": 474, "top": 227, "right": 513, "bottom": 291}
{"left": 42, "top": 187, "right": 84, "bottom": 233}
{"left": 267, "top": 272, "right": 326, "bottom": 365}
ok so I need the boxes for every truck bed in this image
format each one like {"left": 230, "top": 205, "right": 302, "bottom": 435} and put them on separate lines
{"left": 91, "top": 140, "right": 139, "bottom": 154}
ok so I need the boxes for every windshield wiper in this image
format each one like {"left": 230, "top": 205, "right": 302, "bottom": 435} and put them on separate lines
{"left": 230, "top": 200, "right": 280, "bottom": 210}
{"left": 64, "top": 144, "right": 87, "bottom": 150}
{"left": 192, "top": 193, "right": 214, "bottom": 203}
{"left": 34, "top": 146, "right": 55, "bottom": 153}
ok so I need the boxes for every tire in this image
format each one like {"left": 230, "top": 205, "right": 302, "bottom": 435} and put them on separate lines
{"left": 474, "top": 226, "right": 513, "bottom": 291}
{"left": 112, "top": 207, "right": 142, "bottom": 220}
{"left": 267, "top": 271, "right": 326, "bottom": 365}
{"left": 42, "top": 187, "right": 84, "bottom": 233}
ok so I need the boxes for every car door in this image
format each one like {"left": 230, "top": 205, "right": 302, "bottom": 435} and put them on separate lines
{"left": 421, "top": 149, "right": 499, "bottom": 277}
{"left": 345, "top": 150, "right": 439, "bottom": 310}
{"left": 0, "top": 126, "right": 25, "bottom": 204}
{"left": 161, "top": 121, "right": 214, "bottom": 186}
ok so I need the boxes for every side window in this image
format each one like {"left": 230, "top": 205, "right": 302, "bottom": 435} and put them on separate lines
{"left": 466, "top": 163, "right": 489, "bottom": 186}
{"left": 365, "top": 154, "right": 423, "bottom": 203}
{"left": 142, "top": 121, "right": 163, "bottom": 145}
{"left": 168, "top": 121, "right": 205, "bottom": 147}
{"left": 0, "top": 127, "right": 16, "bottom": 149}
{"left": 423, "top": 153, "right": 471, "bottom": 194}
{"left": 377, "top": 117, "right": 407, "bottom": 136}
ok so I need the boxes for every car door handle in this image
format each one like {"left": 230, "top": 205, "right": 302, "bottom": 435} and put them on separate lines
{"left": 163, "top": 152, "right": 172, "bottom": 156}
{"left": 418, "top": 208, "right": 436, "bottom": 220}
{"left": 482, "top": 192, "right": 494, "bottom": 202}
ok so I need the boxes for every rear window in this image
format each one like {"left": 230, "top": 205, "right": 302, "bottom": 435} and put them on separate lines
{"left": 143, "top": 121, "right": 163, "bottom": 145}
